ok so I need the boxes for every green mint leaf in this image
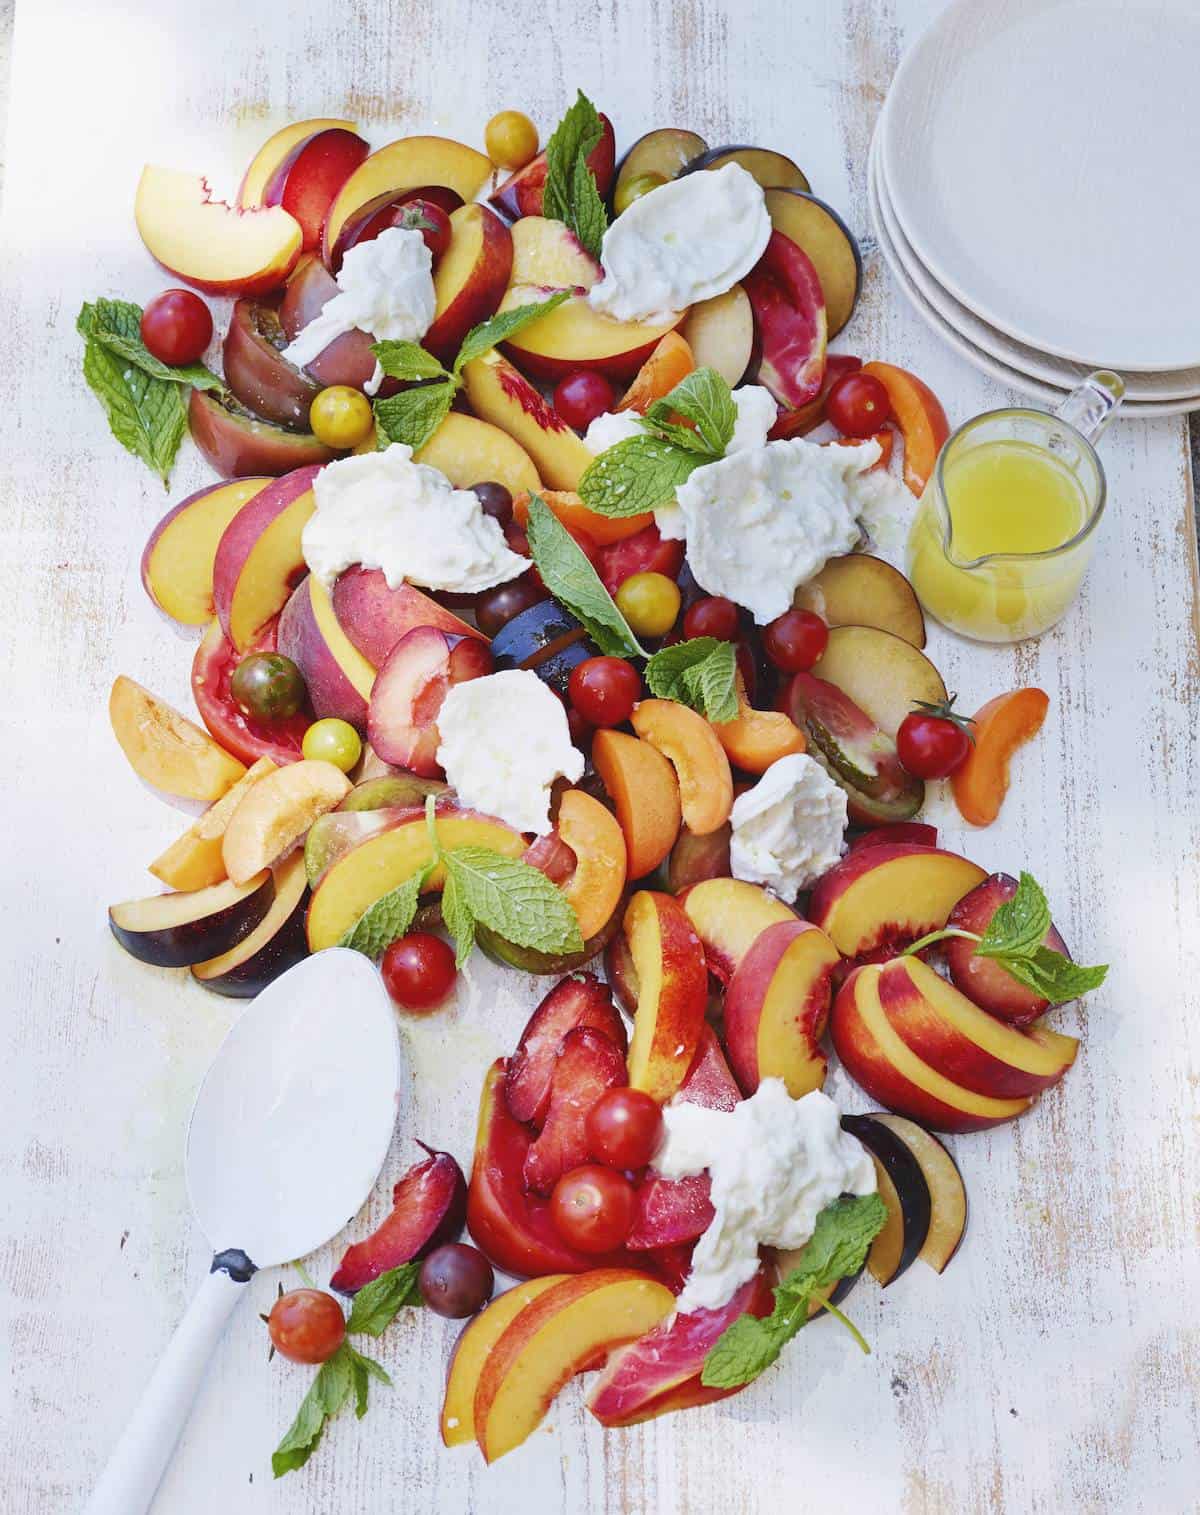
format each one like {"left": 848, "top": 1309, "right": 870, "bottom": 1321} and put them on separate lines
{"left": 569, "top": 149, "right": 608, "bottom": 257}
{"left": 374, "top": 380, "right": 455, "bottom": 451}
{"left": 578, "top": 433, "right": 711, "bottom": 517}
{"left": 525, "top": 495, "right": 646, "bottom": 659}
{"left": 647, "top": 367, "right": 736, "bottom": 455}
{"left": 543, "top": 91, "right": 604, "bottom": 226}
{"left": 444, "top": 848, "right": 584, "bottom": 961}
{"left": 977, "top": 871, "right": 1052, "bottom": 961}
{"left": 338, "top": 864, "right": 432, "bottom": 958}
{"left": 439, "top": 865, "right": 476, "bottom": 967}
{"left": 453, "top": 290, "right": 571, "bottom": 373}
{"left": 644, "top": 637, "right": 739, "bottom": 723}
{"left": 993, "top": 945, "right": 1109, "bottom": 1005}
{"left": 641, "top": 416, "right": 721, "bottom": 455}
{"left": 272, "top": 1343, "right": 354, "bottom": 1477}
{"left": 371, "top": 340, "right": 450, "bottom": 383}
{"left": 78, "top": 299, "right": 224, "bottom": 392}
{"left": 344, "top": 1344, "right": 390, "bottom": 1419}
{"left": 81, "top": 335, "right": 188, "bottom": 487}
{"left": 700, "top": 1313, "right": 790, "bottom": 1390}
{"left": 346, "top": 1262, "right": 423, "bottom": 1336}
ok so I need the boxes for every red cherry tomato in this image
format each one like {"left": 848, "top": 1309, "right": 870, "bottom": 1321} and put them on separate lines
{"left": 826, "top": 372, "right": 893, "bottom": 439}
{"left": 381, "top": 932, "right": 457, "bottom": 1010}
{"left": 140, "top": 289, "right": 213, "bottom": 367}
{"left": 763, "top": 609, "right": 829, "bottom": 673}
{"left": 396, "top": 198, "right": 453, "bottom": 261}
{"left": 266, "top": 1289, "right": 346, "bottom": 1364}
{"left": 567, "top": 656, "right": 641, "bottom": 728}
{"left": 550, "top": 1164, "right": 635, "bottom": 1253}
{"left": 554, "top": 371, "right": 617, "bottom": 432}
{"left": 682, "top": 596, "right": 740, "bottom": 642}
{"left": 896, "top": 703, "right": 974, "bottom": 780}
{"left": 585, "top": 1087, "right": 663, "bottom": 1170}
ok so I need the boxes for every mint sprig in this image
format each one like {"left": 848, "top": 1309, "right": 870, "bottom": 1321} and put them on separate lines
{"left": 525, "top": 494, "right": 646, "bottom": 659}
{"left": 701, "top": 1193, "right": 887, "bottom": 1390}
{"left": 78, "top": 299, "right": 224, "bottom": 393}
{"left": 372, "top": 291, "right": 569, "bottom": 451}
{"left": 647, "top": 367, "right": 737, "bottom": 454}
{"left": 542, "top": 91, "right": 608, "bottom": 256}
{"left": 345, "top": 1262, "right": 423, "bottom": 1335}
{"left": 644, "top": 637, "right": 739, "bottom": 723}
{"left": 272, "top": 1342, "right": 390, "bottom": 1477}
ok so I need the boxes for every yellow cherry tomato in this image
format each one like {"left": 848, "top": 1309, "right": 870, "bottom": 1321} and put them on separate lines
{"left": 614, "top": 171, "right": 668, "bottom": 217}
{"left": 302, "top": 718, "right": 362, "bottom": 773}
{"left": 485, "top": 111, "right": 539, "bottom": 171}
{"left": 309, "top": 386, "right": 374, "bottom": 450}
{"left": 616, "top": 572, "right": 682, "bottom": 639}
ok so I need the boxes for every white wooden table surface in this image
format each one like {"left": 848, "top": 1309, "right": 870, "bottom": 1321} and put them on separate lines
{"left": 2, "top": 2, "right": 1198, "bottom": 1511}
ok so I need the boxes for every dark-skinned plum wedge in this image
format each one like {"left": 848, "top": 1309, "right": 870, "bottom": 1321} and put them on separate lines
{"left": 841, "top": 1113, "right": 932, "bottom": 1287}
{"left": 191, "top": 851, "right": 309, "bottom": 996}
{"left": 109, "top": 870, "right": 274, "bottom": 967}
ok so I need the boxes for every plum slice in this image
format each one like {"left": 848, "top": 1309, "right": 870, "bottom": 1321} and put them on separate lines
{"left": 367, "top": 626, "right": 493, "bottom": 775}
{"left": 330, "top": 1144, "right": 467, "bottom": 1295}
{"left": 841, "top": 1114, "right": 931, "bottom": 1288}
{"left": 944, "top": 872, "right": 1072, "bottom": 1025}
{"left": 504, "top": 974, "right": 627, "bottom": 1127}
{"left": 787, "top": 670, "right": 924, "bottom": 824}
{"left": 522, "top": 1027, "right": 627, "bottom": 1195}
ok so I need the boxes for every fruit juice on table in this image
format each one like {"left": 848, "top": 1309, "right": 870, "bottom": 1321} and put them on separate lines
{"left": 906, "top": 372, "right": 1123, "bottom": 643}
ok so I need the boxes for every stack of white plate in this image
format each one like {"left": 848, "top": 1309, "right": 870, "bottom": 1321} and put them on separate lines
{"left": 870, "top": 0, "right": 1200, "bottom": 417}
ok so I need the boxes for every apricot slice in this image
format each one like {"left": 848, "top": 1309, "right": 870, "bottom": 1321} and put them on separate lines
{"left": 861, "top": 361, "right": 950, "bottom": 496}
{"left": 592, "top": 729, "right": 682, "bottom": 879}
{"left": 617, "top": 331, "right": 695, "bottom": 413}
{"left": 110, "top": 675, "right": 246, "bottom": 802}
{"left": 150, "top": 757, "right": 277, "bottom": 891}
{"left": 713, "top": 675, "right": 807, "bottom": 774}
{"left": 631, "top": 698, "right": 734, "bottom": 836}
{"left": 221, "top": 759, "right": 351, "bottom": 884}
{"left": 512, "top": 488, "right": 651, "bottom": 547}
{"left": 624, "top": 891, "right": 708, "bottom": 1103}
{"left": 556, "top": 790, "right": 627, "bottom": 942}
{"left": 952, "top": 688, "right": 1049, "bottom": 827}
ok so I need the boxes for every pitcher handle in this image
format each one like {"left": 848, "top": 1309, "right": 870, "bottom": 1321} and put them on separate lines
{"left": 1054, "top": 369, "right": 1125, "bottom": 446}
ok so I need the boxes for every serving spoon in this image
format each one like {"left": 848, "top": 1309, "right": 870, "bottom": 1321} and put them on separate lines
{"left": 84, "top": 949, "right": 401, "bottom": 1515}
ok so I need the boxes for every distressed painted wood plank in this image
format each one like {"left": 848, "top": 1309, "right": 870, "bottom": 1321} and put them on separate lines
{"left": 0, "top": 2, "right": 1197, "bottom": 1512}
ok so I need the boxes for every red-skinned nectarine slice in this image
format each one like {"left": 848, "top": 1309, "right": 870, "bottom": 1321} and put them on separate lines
{"left": 213, "top": 465, "right": 321, "bottom": 652}
{"left": 807, "top": 843, "right": 986, "bottom": 960}
{"left": 142, "top": 478, "right": 272, "bottom": 626}
{"left": 631, "top": 699, "right": 734, "bottom": 836}
{"left": 277, "top": 575, "right": 375, "bottom": 730}
{"left": 238, "top": 118, "right": 359, "bottom": 209}
{"left": 498, "top": 289, "right": 682, "bottom": 383}
{"left": 461, "top": 350, "right": 597, "bottom": 491}
{"left": 723, "top": 919, "right": 840, "bottom": 1097}
{"left": 592, "top": 730, "right": 682, "bottom": 880}
{"left": 413, "top": 412, "right": 540, "bottom": 498}
{"left": 441, "top": 1277, "right": 565, "bottom": 1446}
{"left": 678, "top": 877, "right": 797, "bottom": 984}
{"left": 623, "top": 891, "right": 708, "bottom": 1103}
{"left": 424, "top": 203, "right": 513, "bottom": 363}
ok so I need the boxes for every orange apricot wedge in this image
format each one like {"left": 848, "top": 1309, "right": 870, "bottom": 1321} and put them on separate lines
{"left": 952, "top": 687, "right": 1049, "bottom": 827}
{"left": 556, "top": 789, "right": 628, "bottom": 941}
{"left": 713, "top": 674, "right": 807, "bottom": 774}
{"left": 592, "top": 729, "right": 682, "bottom": 879}
{"left": 631, "top": 699, "right": 734, "bottom": 835}
{"left": 512, "top": 488, "right": 651, "bottom": 546}
{"left": 861, "top": 361, "right": 950, "bottom": 496}
{"left": 617, "top": 331, "right": 695, "bottom": 414}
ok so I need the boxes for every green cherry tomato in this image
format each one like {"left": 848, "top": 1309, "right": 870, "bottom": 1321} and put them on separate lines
{"left": 302, "top": 717, "right": 362, "bottom": 772}
{"left": 614, "top": 171, "right": 668, "bottom": 216}
{"left": 309, "top": 386, "right": 374, "bottom": 450}
{"left": 229, "top": 652, "right": 305, "bottom": 722}
{"left": 615, "top": 571, "right": 681, "bottom": 638}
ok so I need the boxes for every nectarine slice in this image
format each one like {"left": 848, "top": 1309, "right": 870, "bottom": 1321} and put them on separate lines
{"left": 723, "top": 920, "right": 840, "bottom": 1097}
{"left": 592, "top": 729, "right": 682, "bottom": 880}
{"left": 142, "top": 478, "right": 272, "bottom": 626}
{"left": 808, "top": 843, "right": 986, "bottom": 959}
{"left": 509, "top": 216, "right": 601, "bottom": 289}
{"left": 425, "top": 203, "right": 513, "bottom": 363}
{"left": 498, "top": 289, "right": 682, "bottom": 383}
{"left": 679, "top": 877, "right": 797, "bottom": 983}
{"left": 623, "top": 891, "right": 708, "bottom": 1103}
{"left": 150, "top": 757, "right": 277, "bottom": 892}
{"left": 110, "top": 676, "right": 246, "bottom": 802}
{"left": 793, "top": 554, "right": 926, "bottom": 650}
{"left": 473, "top": 1269, "right": 675, "bottom": 1462}
{"left": 221, "top": 758, "right": 351, "bottom": 885}
{"left": 238, "top": 118, "right": 359, "bottom": 209}
{"left": 556, "top": 790, "right": 627, "bottom": 943}
{"left": 714, "top": 675, "right": 807, "bottom": 774}
{"left": 213, "top": 465, "right": 320, "bottom": 651}
{"left": 461, "top": 350, "right": 597, "bottom": 491}
{"left": 631, "top": 699, "right": 734, "bottom": 836}
{"left": 441, "top": 1277, "right": 565, "bottom": 1446}
{"left": 812, "top": 625, "right": 947, "bottom": 738}
{"left": 414, "top": 412, "right": 540, "bottom": 498}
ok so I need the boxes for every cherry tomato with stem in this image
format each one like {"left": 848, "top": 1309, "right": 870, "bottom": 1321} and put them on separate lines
{"left": 554, "top": 371, "right": 616, "bottom": 432}
{"left": 550, "top": 1164, "right": 635, "bottom": 1253}
{"left": 418, "top": 1243, "right": 494, "bottom": 1318}
{"left": 586, "top": 1087, "right": 663, "bottom": 1170}
{"left": 826, "top": 372, "right": 893, "bottom": 439}
{"left": 396, "top": 199, "right": 453, "bottom": 262}
{"left": 265, "top": 1288, "right": 346, "bottom": 1364}
{"left": 381, "top": 931, "right": 457, "bottom": 1010}
{"left": 568, "top": 656, "right": 641, "bottom": 728}
{"left": 140, "top": 289, "right": 213, "bottom": 367}
{"left": 763, "top": 609, "right": 829, "bottom": 673}
{"left": 897, "top": 698, "right": 976, "bottom": 780}
{"left": 682, "top": 595, "right": 740, "bottom": 642}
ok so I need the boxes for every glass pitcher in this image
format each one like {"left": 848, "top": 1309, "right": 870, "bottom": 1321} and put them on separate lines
{"left": 905, "top": 371, "right": 1124, "bottom": 642}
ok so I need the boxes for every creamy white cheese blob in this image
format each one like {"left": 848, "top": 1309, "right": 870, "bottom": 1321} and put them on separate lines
{"left": 677, "top": 435, "right": 880, "bottom": 623}
{"left": 729, "top": 753, "right": 848, "bottom": 902}
{"left": 655, "top": 1080, "right": 877, "bottom": 1313}
{"left": 436, "top": 670, "right": 585, "bottom": 836}
{"left": 301, "top": 444, "right": 528, "bottom": 594}
{"left": 282, "top": 227, "right": 436, "bottom": 393}
{"left": 588, "top": 163, "right": 771, "bottom": 325}
{"left": 582, "top": 408, "right": 644, "bottom": 454}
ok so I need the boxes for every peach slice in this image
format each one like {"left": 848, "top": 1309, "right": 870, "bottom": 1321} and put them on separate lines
{"left": 508, "top": 216, "right": 601, "bottom": 289}
{"left": 794, "top": 554, "right": 926, "bottom": 650}
{"left": 513, "top": 488, "right": 652, "bottom": 547}
{"left": 330, "top": 566, "right": 483, "bottom": 670}
{"left": 830, "top": 965, "right": 1031, "bottom": 1132}
{"left": 616, "top": 330, "right": 696, "bottom": 413}
{"left": 861, "top": 361, "right": 950, "bottom": 496}
{"left": 723, "top": 919, "right": 841, "bottom": 1097}
{"left": 876, "top": 956, "right": 1078, "bottom": 1099}
{"left": 150, "top": 757, "right": 277, "bottom": 891}
{"left": 462, "top": 350, "right": 597, "bottom": 490}
{"left": 142, "top": 478, "right": 271, "bottom": 626}
{"left": 498, "top": 288, "right": 682, "bottom": 383}
{"left": 679, "top": 877, "right": 797, "bottom": 984}
{"left": 473, "top": 1268, "right": 675, "bottom": 1462}
{"left": 441, "top": 1277, "right": 565, "bottom": 1447}
{"left": 414, "top": 412, "right": 540, "bottom": 497}
{"left": 424, "top": 204, "right": 513, "bottom": 363}
{"left": 278, "top": 574, "right": 376, "bottom": 729}
{"left": 945, "top": 871, "right": 1070, "bottom": 1024}
{"left": 623, "top": 891, "right": 708, "bottom": 1103}
{"left": 306, "top": 806, "right": 524, "bottom": 950}
{"left": 110, "top": 676, "right": 245, "bottom": 802}
{"left": 808, "top": 843, "right": 986, "bottom": 960}
{"left": 212, "top": 465, "right": 320, "bottom": 652}
{"left": 678, "top": 287, "right": 753, "bottom": 388}
{"left": 221, "top": 758, "right": 350, "bottom": 884}
{"left": 135, "top": 166, "right": 302, "bottom": 296}
{"left": 556, "top": 789, "right": 627, "bottom": 943}
{"left": 714, "top": 674, "right": 807, "bottom": 774}
{"left": 238, "top": 118, "right": 359, "bottom": 209}
{"left": 813, "top": 625, "right": 947, "bottom": 739}
{"left": 322, "top": 136, "right": 493, "bottom": 266}
{"left": 592, "top": 730, "right": 682, "bottom": 880}
{"left": 190, "top": 850, "right": 309, "bottom": 997}
{"left": 631, "top": 699, "right": 734, "bottom": 836}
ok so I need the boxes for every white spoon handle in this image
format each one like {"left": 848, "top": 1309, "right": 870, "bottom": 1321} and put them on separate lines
{"left": 84, "top": 1260, "right": 250, "bottom": 1515}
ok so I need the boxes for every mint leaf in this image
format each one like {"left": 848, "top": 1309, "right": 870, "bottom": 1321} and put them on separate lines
{"left": 544, "top": 91, "right": 604, "bottom": 229}
{"left": 439, "top": 865, "right": 477, "bottom": 967}
{"left": 272, "top": 1344, "right": 354, "bottom": 1476}
{"left": 569, "top": 148, "right": 609, "bottom": 258}
{"left": 443, "top": 848, "right": 584, "bottom": 961}
{"left": 701, "top": 1193, "right": 887, "bottom": 1390}
{"left": 338, "top": 864, "right": 432, "bottom": 958}
{"left": 994, "top": 946, "right": 1108, "bottom": 1005}
{"left": 977, "top": 871, "right": 1052, "bottom": 961}
{"left": 644, "top": 637, "right": 739, "bottom": 723}
{"left": 78, "top": 299, "right": 224, "bottom": 393}
{"left": 345, "top": 1344, "right": 390, "bottom": 1419}
{"left": 81, "top": 334, "right": 188, "bottom": 486}
{"left": 647, "top": 367, "right": 736, "bottom": 455}
{"left": 346, "top": 1262, "right": 423, "bottom": 1336}
{"left": 374, "top": 381, "right": 455, "bottom": 450}
{"left": 526, "top": 495, "right": 646, "bottom": 659}
{"left": 453, "top": 291, "right": 570, "bottom": 373}
{"left": 372, "top": 340, "right": 450, "bottom": 383}
{"left": 578, "top": 433, "right": 712, "bottom": 517}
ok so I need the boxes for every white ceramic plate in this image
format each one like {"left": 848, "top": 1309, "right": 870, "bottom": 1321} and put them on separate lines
{"left": 880, "top": 0, "right": 1200, "bottom": 371}
{"left": 867, "top": 143, "right": 1200, "bottom": 417}
{"left": 874, "top": 100, "right": 1200, "bottom": 403}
